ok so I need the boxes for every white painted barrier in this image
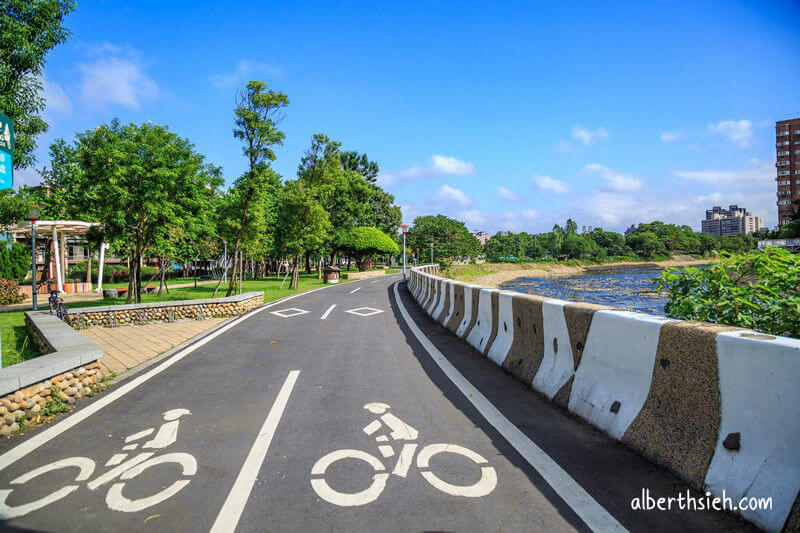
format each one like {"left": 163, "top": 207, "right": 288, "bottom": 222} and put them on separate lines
{"left": 568, "top": 310, "right": 673, "bottom": 439}
{"left": 704, "top": 331, "right": 800, "bottom": 532}
{"left": 426, "top": 279, "right": 440, "bottom": 315}
{"left": 487, "top": 292, "right": 515, "bottom": 366}
{"left": 532, "top": 299, "right": 575, "bottom": 399}
{"left": 432, "top": 280, "right": 448, "bottom": 321}
{"left": 466, "top": 289, "right": 497, "bottom": 353}
{"left": 442, "top": 282, "right": 457, "bottom": 326}
{"left": 456, "top": 285, "right": 477, "bottom": 338}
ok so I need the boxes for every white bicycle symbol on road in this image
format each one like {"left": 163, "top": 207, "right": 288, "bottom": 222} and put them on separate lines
{"left": 310, "top": 403, "right": 497, "bottom": 506}
{"left": 0, "top": 409, "right": 196, "bottom": 519}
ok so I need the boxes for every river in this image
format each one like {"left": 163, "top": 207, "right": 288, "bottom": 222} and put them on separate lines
{"left": 499, "top": 266, "right": 679, "bottom": 315}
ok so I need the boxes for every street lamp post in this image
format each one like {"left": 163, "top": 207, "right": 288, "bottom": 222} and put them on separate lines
{"left": 29, "top": 209, "right": 39, "bottom": 311}
{"left": 400, "top": 224, "right": 408, "bottom": 279}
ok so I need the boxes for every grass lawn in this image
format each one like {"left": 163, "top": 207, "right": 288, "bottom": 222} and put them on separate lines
{"left": 1, "top": 273, "right": 345, "bottom": 368}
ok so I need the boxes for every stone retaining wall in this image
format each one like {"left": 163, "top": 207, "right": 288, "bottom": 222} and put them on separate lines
{"left": 65, "top": 291, "right": 264, "bottom": 329}
{"left": 343, "top": 269, "right": 388, "bottom": 280}
{"left": 408, "top": 265, "right": 800, "bottom": 532}
{"left": 0, "top": 362, "right": 106, "bottom": 436}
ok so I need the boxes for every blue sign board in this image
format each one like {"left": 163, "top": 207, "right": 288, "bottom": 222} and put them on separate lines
{"left": 0, "top": 111, "right": 13, "bottom": 190}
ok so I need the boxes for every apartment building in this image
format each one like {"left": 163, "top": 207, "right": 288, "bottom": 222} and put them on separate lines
{"left": 701, "top": 205, "right": 764, "bottom": 236}
{"left": 776, "top": 118, "right": 800, "bottom": 226}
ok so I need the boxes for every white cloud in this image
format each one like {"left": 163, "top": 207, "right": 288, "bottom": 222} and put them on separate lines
{"left": 377, "top": 155, "right": 475, "bottom": 187}
{"left": 210, "top": 59, "right": 283, "bottom": 89}
{"left": 674, "top": 160, "right": 773, "bottom": 186}
{"left": 459, "top": 209, "right": 487, "bottom": 227}
{"left": 580, "top": 163, "right": 643, "bottom": 192}
{"left": 521, "top": 209, "right": 539, "bottom": 220}
{"left": 43, "top": 77, "right": 71, "bottom": 115}
{"left": 533, "top": 174, "right": 569, "bottom": 194}
{"left": 708, "top": 119, "right": 753, "bottom": 148}
{"left": 434, "top": 184, "right": 471, "bottom": 206}
{"left": 431, "top": 155, "right": 475, "bottom": 175}
{"left": 572, "top": 126, "right": 609, "bottom": 146}
{"left": 495, "top": 186, "right": 520, "bottom": 201}
{"left": 553, "top": 140, "right": 573, "bottom": 153}
{"left": 660, "top": 130, "right": 683, "bottom": 142}
{"left": 78, "top": 44, "right": 158, "bottom": 110}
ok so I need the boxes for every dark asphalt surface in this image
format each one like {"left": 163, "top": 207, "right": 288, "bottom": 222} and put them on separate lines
{"left": 0, "top": 275, "right": 753, "bottom": 532}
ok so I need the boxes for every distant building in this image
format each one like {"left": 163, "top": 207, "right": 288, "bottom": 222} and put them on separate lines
{"left": 776, "top": 118, "right": 800, "bottom": 226}
{"left": 701, "top": 205, "right": 764, "bottom": 236}
{"left": 624, "top": 223, "right": 641, "bottom": 235}
{"left": 473, "top": 231, "right": 490, "bottom": 246}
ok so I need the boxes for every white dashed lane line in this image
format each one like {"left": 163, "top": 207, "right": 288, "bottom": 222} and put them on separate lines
{"left": 320, "top": 305, "right": 336, "bottom": 320}
{"left": 350, "top": 287, "right": 362, "bottom": 294}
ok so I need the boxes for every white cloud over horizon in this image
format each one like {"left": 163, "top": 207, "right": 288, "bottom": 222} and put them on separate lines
{"left": 78, "top": 43, "right": 159, "bottom": 110}
{"left": 434, "top": 184, "right": 472, "bottom": 206}
{"left": 533, "top": 174, "right": 569, "bottom": 194}
{"left": 210, "top": 59, "right": 283, "bottom": 89}
{"left": 708, "top": 119, "right": 753, "bottom": 148}
{"left": 580, "top": 163, "right": 643, "bottom": 192}
{"left": 377, "top": 155, "right": 475, "bottom": 187}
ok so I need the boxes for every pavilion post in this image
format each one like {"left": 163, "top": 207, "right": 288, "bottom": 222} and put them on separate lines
{"left": 96, "top": 242, "right": 107, "bottom": 292}
{"left": 52, "top": 226, "right": 63, "bottom": 293}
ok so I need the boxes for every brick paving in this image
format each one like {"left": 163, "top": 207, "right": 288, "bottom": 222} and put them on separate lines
{"left": 79, "top": 318, "right": 228, "bottom": 376}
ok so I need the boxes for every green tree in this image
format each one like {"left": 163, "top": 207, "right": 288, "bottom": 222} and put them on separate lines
{"left": 407, "top": 215, "right": 481, "bottom": 265}
{"left": 656, "top": 247, "right": 800, "bottom": 338}
{"left": 224, "top": 80, "right": 289, "bottom": 296}
{"left": 51, "top": 120, "right": 222, "bottom": 303}
{"left": 336, "top": 226, "right": 399, "bottom": 271}
{"left": 626, "top": 230, "right": 666, "bottom": 258}
{"left": 340, "top": 150, "right": 379, "bottom": 182}
{"left": 0, "top": 0, "right": 76, "bottom": 169}
{"left": 274, "top": 181, "right": 330, "bottom": 289}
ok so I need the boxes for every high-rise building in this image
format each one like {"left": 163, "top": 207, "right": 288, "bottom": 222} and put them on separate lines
{"left": 776, "top": 118, "right": 800, "bottom": 226}
{"left": 701, "top": 205, "right": 764, "bottom": 236}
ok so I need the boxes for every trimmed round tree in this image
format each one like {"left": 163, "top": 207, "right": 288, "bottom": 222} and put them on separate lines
{"left": 338, "top": 227, "right": 399, "bottom": 271}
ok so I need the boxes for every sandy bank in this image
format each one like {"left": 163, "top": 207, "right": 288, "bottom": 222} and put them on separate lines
{"left": 445, "top": 258, "right": 716, "bottom": 288}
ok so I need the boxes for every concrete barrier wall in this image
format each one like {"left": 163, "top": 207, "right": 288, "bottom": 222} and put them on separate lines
{"left": 407, "top": 265, "right": 800, "bottom": 532}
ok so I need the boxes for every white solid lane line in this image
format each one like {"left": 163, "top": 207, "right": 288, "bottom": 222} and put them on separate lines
{"left": 210, "top": 370, "right": 300, "bottom": 533}
{"left": 0, "top": 283, "right": 339, "bottom": 474}
{"left": 321, "top": 304, "right": 336, "bottom": 320}
{"left": 392, "top": 282, "right": 627, "bottom": 533}
{"left": 370, "top": 279, "right": 382, "bottom": 284}
{"left": 350, "top": 287, "right": 362, "bottom": 294}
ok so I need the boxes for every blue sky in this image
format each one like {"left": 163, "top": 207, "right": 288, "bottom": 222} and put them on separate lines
{"left": 22, "top": 0, "right": 800, "bottom": 233}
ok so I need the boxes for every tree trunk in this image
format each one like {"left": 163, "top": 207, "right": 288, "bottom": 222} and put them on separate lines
{"left": 305, "top": 252, "right": 311, "bottom": 274}
{"left": 317, "top": 256, "right": 323, "bottom": 279}
{"left": 126, "top": 252, "right": 134, "bottom": 304}
{"left": 290, "top": 254, "right": 300, "bottom": 289}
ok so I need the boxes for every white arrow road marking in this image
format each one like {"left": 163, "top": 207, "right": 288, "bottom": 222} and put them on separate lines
{"left": 211, "top": 370, "right": 299, "bottom": 533}
{"left": 393, "top": 282, "right": 627, "bottom": 533}
{"left": 321, "top": 305, "right": 336, "bottom": 320}
{"left": 350, "top": 287, "right": 362, "bottom": 294}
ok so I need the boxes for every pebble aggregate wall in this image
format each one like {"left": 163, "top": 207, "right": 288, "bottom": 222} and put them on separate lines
{"left": 408, "top": 265, "right": 800, "bottom": 532}
{"left": 64, "top": 292, "right": 264, "bottom": 329}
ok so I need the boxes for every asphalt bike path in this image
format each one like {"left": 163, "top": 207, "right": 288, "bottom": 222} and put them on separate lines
{"left": 0, "top": 275, "right": 752, "bottom": 532}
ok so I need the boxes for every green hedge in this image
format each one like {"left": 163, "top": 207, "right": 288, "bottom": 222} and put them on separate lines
{"left": 0, "top": 242, "right": 31, "bottom": 282}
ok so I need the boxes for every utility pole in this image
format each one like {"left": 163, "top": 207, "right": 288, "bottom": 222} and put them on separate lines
{"left": 400, "top": 224, "right": 408, "bottom": 279}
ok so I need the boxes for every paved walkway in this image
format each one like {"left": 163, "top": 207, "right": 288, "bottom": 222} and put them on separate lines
{"left": 79, "top": 317, "right": 228, "bottom": 376}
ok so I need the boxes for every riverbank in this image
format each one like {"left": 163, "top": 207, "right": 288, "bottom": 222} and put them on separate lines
{"left": 444, "top": 257, "right": 716, "bottom": 287}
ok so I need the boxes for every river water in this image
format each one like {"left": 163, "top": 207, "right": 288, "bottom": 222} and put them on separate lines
{"left": 500, "top": 266, "right": 673, "bottom": 315}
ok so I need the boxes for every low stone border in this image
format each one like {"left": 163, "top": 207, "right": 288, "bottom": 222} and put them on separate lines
{"left": 408, "top": 265, "right": 800, "bottom": 532}
{"left": 65, "top": 291, "right": 264, "bottom": 329}
{"left": 342, "top": 270, "right": 387, "bottom": 280}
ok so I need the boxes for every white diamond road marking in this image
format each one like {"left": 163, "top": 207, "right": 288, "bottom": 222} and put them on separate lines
{"left": 270, "top": 308, "right": 310, "bottom": 318}
{"left": 345, "top": 307, "right": 384, "bottom": 317}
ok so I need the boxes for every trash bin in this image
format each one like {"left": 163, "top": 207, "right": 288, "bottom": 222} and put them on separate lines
{"left": 323, "top": 266, "right": 341, "bottom": 284}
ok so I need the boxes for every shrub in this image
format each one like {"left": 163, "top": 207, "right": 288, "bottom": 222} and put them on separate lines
{"left": 0, "top": 242, "right": 31, "bottom": 282}
{"left": 655, "top": 247, "right": 800, "bottom": 338}
{"left": 336, "top": 227, "right": 400, "bottom": 271}
{"left": 0, "top": 278, "right": 23, "bottom": 305}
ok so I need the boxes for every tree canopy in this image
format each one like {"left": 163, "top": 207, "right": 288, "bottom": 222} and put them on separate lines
{"left": 407, "top": 215, "right": 481, "bottom": 265}
{"left": 0, "top": 0, "right": 76, "bottom": 169}
{"left": 336, "top": 226, "right": 399, "bottom": 271}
